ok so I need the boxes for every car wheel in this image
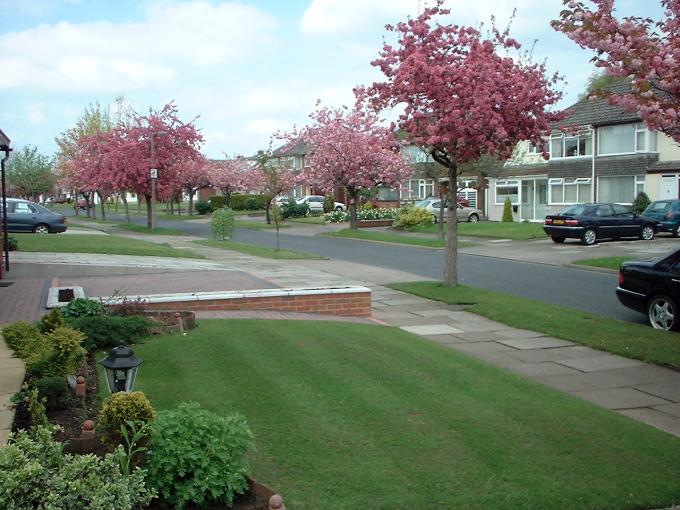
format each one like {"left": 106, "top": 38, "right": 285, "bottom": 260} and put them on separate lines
{"left": 673, "top": 225, "right": 680, "bottom": 238}
{"left": 551, "top": 236, "right": 565, "bottom": 244}
{"left": 33, "top": 224, "right": 50, "bottom": 234}
{"left": 639, "top": 224, "right": 655, "bottom": 241}
{"left": 648, "top": 294, "right": 679, "bottom": 331}
{"left": 334, "top": 206, "right": 343, "bottom": 212}
{"left": 432, "top": 214, "right": 438, "bottom": 224}
{"left": 581, "top": 228, "right": 597, "bottom": 246}
{"left": 468, "top": 213, "right": 479, "bottom": 223}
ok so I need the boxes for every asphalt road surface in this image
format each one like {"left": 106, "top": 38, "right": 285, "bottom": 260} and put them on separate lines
{"left": 77, "top": 211, "right": 645, "bottom": 325}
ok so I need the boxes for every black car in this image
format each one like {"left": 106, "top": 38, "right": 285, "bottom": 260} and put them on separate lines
{"left": 3, "top": 198, "right": 67, "bottom": 233}
{"left": 543, "top": 203, "right": 659, "bottom": 245}
{"left": 617, "top": 249, "right": 680, "bottom": 331}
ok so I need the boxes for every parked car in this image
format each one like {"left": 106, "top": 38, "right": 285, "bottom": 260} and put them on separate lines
{"left": 543, "top": 203, "right": 659, "bottom": 245}
{"left": 296, "top": 195, "right": 345, "bottom": 213}
{"left": 2, "top": 198, "right": 67, "bottom": 233}
{"left": 272, "top": 196, "right": 291, "bottom": 207}
{"left": 413, "top": 198, "right": 482, "bottom": 223}
{"left": 616, "top": 248, "right": 680, "bottom": 330}
{"left": 641, "top": 200, "right": 680, "bottom": 237}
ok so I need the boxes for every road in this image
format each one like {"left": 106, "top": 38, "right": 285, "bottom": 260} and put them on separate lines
{"left": 76, "top": 211, "right": 644, "bottom": 324}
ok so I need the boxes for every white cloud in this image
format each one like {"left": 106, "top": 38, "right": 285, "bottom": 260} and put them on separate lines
{"left": 0, "top": 1, "right": 277, "bottom": 92}
{"left": 27, "top": 103, "right": 46, "bottom": 124}
{"left": 301, "top": 0, "right": 417, "bottom": 36}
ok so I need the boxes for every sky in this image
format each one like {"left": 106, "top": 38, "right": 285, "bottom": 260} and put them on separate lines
{"left": 0, "top": 0, "right": 665, "bottom": 159}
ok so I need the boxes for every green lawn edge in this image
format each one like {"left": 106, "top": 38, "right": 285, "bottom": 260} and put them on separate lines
{"left": 114, "top": 223, "right": 186, "bottom": 236}
{"left": 14, "top": 233, "right": 204, "bottom": 259}
{"left": 572, "top": 256, "right": 637, "bottom": 270}
{"left": 388, "top": 281, "right": 680, "bottom": 370}
{"left": 132, "top": 319, "right": 680, "bottom": 510}
{"left": 194, "top": 239, "right": 326, "bottom": 260}
{"left": 321, "top": 228, "right": 451, "bottom": 248}
{"left": 410, "top": 222, "right": 548, "bottom": 240}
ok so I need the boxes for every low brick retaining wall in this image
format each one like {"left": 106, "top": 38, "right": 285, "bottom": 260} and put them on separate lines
{"left": 358, "top": 219, "right": 394, "bottom": 228}
{"left": 103, "top": 287, "right": 372, "bottom": 318}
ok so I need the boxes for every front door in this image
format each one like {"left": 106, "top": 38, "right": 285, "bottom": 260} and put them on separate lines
{"left": 661, "top": 175, "right": 678, "bottom": 200}
{"left": 520, "top": 179, "right": 548, "bottom": 221}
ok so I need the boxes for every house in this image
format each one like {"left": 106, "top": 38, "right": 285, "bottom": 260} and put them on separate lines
{"left": 271, "top": 141, "right": 313, "bottom": 199}
{"left": 487, "top": 82, "right": 680, "bottom": 222}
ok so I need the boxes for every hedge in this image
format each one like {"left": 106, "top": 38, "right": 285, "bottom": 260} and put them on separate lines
{"left": 208, "top": 194, "right": 268, "bottom": 211}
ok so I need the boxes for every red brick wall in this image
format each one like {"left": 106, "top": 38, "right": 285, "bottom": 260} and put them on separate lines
{"left": 144, "top": 291, "right": 372, "bottom": 317}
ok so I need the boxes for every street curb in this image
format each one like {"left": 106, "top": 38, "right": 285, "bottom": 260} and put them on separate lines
{"left": 317, "top": 233, "right": 446, "bottom": 250}
{"left": 565, "top": 263, "right": 618, "bottom": 275}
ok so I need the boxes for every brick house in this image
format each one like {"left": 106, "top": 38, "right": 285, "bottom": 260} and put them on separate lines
{"left": 487, "top": 82, "right": 680, "bottom": 222}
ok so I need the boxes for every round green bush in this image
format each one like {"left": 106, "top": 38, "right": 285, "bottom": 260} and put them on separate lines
{"left": 147, "top": 402, "right": 254, "bottom": 509}
{"left": 32, "top": 376, "right": 71, "bottom": 411}
{"left": 98, "top": 391, "right": 156, "bottom": 448}
{"left": 502, "top": 198, "right": 514, "bottom": 223}
{"left": 393, "top": 206, "right": 434, "bottom": 230}
{"left": 62, "top": 298, "right": 105, "bottom": 318}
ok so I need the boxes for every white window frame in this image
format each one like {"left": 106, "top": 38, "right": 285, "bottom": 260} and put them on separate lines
{"left": 597, "top": 123, "right": 658, "bottom": 156}
{"left": 548, "top": 177, "right": 592, "bottom": 205}
{"left": 495, "top": 179, "right": 520, "bottom": 205}
{"left": 548, "top": 130, "right": 593, "bottom": 160}
{"left": 596, "top": 175, "right": 644, "bottom": 204}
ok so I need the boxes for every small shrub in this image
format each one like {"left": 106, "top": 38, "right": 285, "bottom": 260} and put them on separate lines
{"left": 109, "top": 296, "right": 147, "bottom": 317}
{"left": 324, "top": 209, "right": 349, "bottom": 223}
{"left": 323, "top": 195, "right": 335, "bottom": 213}
{"left": 360, "top": 201, "right": 376, "bottom": 211}
{"left": 244, "top": 197, "right": 259, "bottom": 210}
{"left": 7, "top": 236, "right": 18, "bottom": 251}
{"left": 211, "top": 207, "right": 235, "bottom": 240}
{"left": 32, "top": 376, "right": 71, "bottom": 411}
{"left": 194, "top": 200, "right": 211, "bottom": 215}
{"left": 26, "top": 327, "right": 86, "bottom": 379}
{"left": 393, "top": 206, "right": 434, "bottom": 230}
{"left": 62, "top": 298, "right": 106, "bottom": 318}
{"left": 147, "top": 402, "right": 255, "bottom": 509}
{"left": 98, "top": 391, "right": 156, "bottom": 448}
{"left": 282, "top": 201, "right": 309, "bottom": 218}
{"left": 231, "top": 194, "right": 267, "bottom": 210}
{"left": 502, "top": 198, "right": 514, "bottom": 222}
{"left": 632, "top": 191, "right": 651, "bottom": 214}
{"left": 0, "top": 426, "right": 156, "bottom": 510}
{"left": 208, "top": 195, "right": 228, "bottom": 211}
{"left": 38, "top": 308, "right": 66, "bottom": 334}
{"left": 66, "top": 315, "right": 152, "bottom": 352}
{"left": 11, "top": 384, "right": 49, "bottom": 429}
{"left": 1, "top": 321, "right": 49, "bottom": 360}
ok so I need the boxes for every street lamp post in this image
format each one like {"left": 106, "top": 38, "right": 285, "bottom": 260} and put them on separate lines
{"left": 149, "top": 131, "right": 168, "bottom": 231}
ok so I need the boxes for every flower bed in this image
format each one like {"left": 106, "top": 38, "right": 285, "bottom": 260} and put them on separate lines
{"left": 324, "top": 207, "right": 400, "bottom": 223}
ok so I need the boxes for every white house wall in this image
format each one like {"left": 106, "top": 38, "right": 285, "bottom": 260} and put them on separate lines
{"left": 658, "top": 133, "right": 680, "bottom": 162}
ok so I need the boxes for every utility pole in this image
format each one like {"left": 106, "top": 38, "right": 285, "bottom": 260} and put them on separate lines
{"left": 149, "top": 131, "right": 168, "bottom": 231}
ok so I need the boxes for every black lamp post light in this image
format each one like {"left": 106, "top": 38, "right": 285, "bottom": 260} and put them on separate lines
{"left": 98, "top": 346, "right": 143, "bottom": 393}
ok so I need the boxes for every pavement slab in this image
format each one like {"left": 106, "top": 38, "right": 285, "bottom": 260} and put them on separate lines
{"left": 654, "top": 403, "right": 680, "bottom": 418}
{"left": 557, "top": 355, "right": 645, "bottom": 373}
{"left": 495, "top": 328, "right": 549, "bottom": 339}
{"left": 532, "top": 374, "right": 600, "bottom": 392}
{"left": 497, "top": 337, "right": 575, "bottom": 350}
{"left": 618, "top": 408, "right": 680, "bottom": 436}
{"left": 506, "top": 346, "right": 604, "bottom": 363}
{"left": 634, "top": 382, "right": 680, "bottom": 403}
{"left": 573, "top": 387, "right": 671, "bottom": 409}
{"left": 400, "top": 324, "right": 463, "bottom": 335}
{"left": 452, "top": 341, "right": 519, "bottom": 353}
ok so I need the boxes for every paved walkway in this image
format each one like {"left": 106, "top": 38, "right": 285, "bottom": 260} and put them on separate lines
{"left": 3, "top": 229, "right": 680, "bottom": 441}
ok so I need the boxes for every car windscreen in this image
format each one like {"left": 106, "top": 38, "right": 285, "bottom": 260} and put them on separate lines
{"left": 414, "top": 200, "right": 430, "bottom": 208}
{"left": 559, "top": 204, "right": 591, "bottom": 216}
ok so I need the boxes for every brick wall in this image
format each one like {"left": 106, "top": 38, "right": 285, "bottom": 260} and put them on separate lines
{"left": 143, "top": 290, "right": 372, "bottom": 317}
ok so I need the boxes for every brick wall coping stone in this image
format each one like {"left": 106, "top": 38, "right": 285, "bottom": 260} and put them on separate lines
{"left": 98, "top": 286, "right": 372, "bottom": 305}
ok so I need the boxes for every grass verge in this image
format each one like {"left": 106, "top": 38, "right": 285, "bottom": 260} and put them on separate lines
{"left": 411, "top": 221, "right": 548, "bottom": 240}
{"left": 572, "top": 256, "right": 637, "bottom": 271}
{"left": 15, "top": 234, "right": 203, "bottom": 258}
{"left": 389, "top": 281, "right": 680, "bottom": 370}
{"left": 132, "top": 319, "right": 680, "bottom": 510}
{"left": 114, "top": 223, "right": 186, "bottom": 236}
{"left": 234, "top": 220, "right": 287, "bottom": 230}
{"left": 289, "top": 215, "right": 327, "bottom": 225}
{"left": 322, "top": 228, "right": 470, "bottom": 248}
{"left": 194, "top": 239, "right": 325, "bottom": 259}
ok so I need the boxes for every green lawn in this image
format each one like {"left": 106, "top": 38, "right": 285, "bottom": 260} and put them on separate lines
{"left": 194, "top": 239, "right": 325, "bottom": 259}
{"left": 14, "top": 234, "right": 203, "bottom": 258}
{"left": 130, "top": 319, "right": 680, "bottom": 510}
{"left": 114, "top": 223, "right": 186, "bottom": 236}
{"left": 234, "top": 220, "right": 286, "bottom": 230}
{"left": 322, "top": 228, "right": 469, "bottom": 248}
{"left": 411, "top": 221, "right": 548, "bottom": 240}
{"left": 573, "top": 256, "right": 638, "bottom": 270}
{"left": 389, "top": 281, "right": 680, "bottom": 370}
{"left": 289, "top": 215, "right": 327, "bottom": 225}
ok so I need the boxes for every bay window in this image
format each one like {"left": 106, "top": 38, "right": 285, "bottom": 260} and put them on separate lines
{"left": 598, "top": 123, "right": 657, "bottom": 155}
{"left": 548, "top": 178, "right": 592, "bottom": 205}
{"left": 549, "top": 131, "right": 592, "bottom": 159}
{"left": 495, "top": 180, "right": 519, "bottom": 204}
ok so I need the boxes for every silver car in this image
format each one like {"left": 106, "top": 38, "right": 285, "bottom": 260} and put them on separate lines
{"left": 414, "top": 198, "right": 482, "bottom": 223}
{"left": 296, "top": 195, "right": 345, "bottom": 213}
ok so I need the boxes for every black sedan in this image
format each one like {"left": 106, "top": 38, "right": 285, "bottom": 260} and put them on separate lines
{"left": 617, "top": 249, "right": 680, "bottom": 330}
{"left": 543, "top": 203, "right": 659, "bottom": 245}
{"left": 3, "top": 198, "right": 67, "bottom": 233}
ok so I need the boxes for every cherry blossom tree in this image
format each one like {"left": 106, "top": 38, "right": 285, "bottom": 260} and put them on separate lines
{"left": 207, "top": 157, "right": 251, "bottom": 207}
{"left": 175, "top": 156, "right": 210, "bottom": 215}
{"left": 552, "top": 0, "right": 680, "bottom": 141}
{"left": 250, "top": 149, "right": 297, "bottom": 224}
{"left": 360, "top": 1, "right": 562, "bottom": 285}
{"left": 293, "top": 105, "right": 411, "bottom": 230}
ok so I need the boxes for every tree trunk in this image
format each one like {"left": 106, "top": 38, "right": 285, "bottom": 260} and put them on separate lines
{"left": 145, "top": 194, "right": 152, "bottom": 229}
{"left": 188, "top": 187, "right": 194, "bottom": 216}
{"left": 476, "top": 169, "right": 487, "bottom": 219}
{"left": 170, "top": 198, "right": 174, "bottom": 215}
{"left": 349, "top": 189, "right": 359, "bottom": 230}
{"left": 137, "top": 196, "right": 141, "bottom": 214}
{"left": 265, "top": 199, "right": 271, "bottom": 224}
{"left": 89, "top": 192, "right": 97, "bottom": 220}
{"left": 121, "top": 193, "right": 130, "bottom": 223}
{"left": 438, "top": 184, "right": 445, "bottom": 241}
{"left": 444, "top": 163, "right": 459, "bottom": 287}
{"left": 97, "top": 191, "right": 106, "bottom": 220}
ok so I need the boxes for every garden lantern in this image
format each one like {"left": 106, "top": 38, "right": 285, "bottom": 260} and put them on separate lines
{"left": 98, "top": 346, "right": 143, "bottom": 393}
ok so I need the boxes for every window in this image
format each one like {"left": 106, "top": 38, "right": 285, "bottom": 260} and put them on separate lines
{"left": 548, "top": 178, "right": 591, "bottom": 205}
{"left": 402, "top": 145, "right": 433, "bottom": 163}
{"left": 594, "top": 205, "right": 614, "bottom": 217}
{"left": 13, "top": 202, "right": 35, "bottom": 214}
{"left": 549, "top": 131, "right": 592, "bottom": 159}
{"left": 648, "top": 201, "right": 670, "bottom": 213}
{"left": 495, "top": 180, "right": 519, "bottom": 204}
{"left": 598, "top": 175, "right": 644, "bottom": 203}
{"left": 377, "top": 186, "right": 399, "bottom": 201}
{"left": 599, "top": 123, "right": 658, "bottom": 155}
{"left": 528, "top": 140, "right": 548, "bottom": 154}
{"left": 402, "top": 179, "right": 435, "bottom": 200}
{"left": 612, "top": 204, "right": 633, "bottom": 216}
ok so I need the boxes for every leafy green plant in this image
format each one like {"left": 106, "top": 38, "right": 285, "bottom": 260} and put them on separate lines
{"left": 32, "top": 376, "right": 71, "bottom": 412}
{"left": 211, "top": 207, "right": 235, "bottom": 240}
{"left": 208, "top": 195, "right": 228, "bottom": 210}
{"left": 38, "top": 308, "right": 66, "bottom": 334}
{"left": 66, "top": 315, "right": 152, "bottom": 352}
{"left": 0, "top": 426, "right": 156, "bottom": 510}
{"left": 230, "top": 193, "right": 267, "bottom": 210}
{"left": 194, "top": 200, "right": 211, "bottom": 215}
{"left": 109, "top": 296, "right": 147, "bottom": 318}
{"left": 25, "top": 327, "right": 86, "bottom": 379}
{"left": 632, "top": 191, "right": 651, "bottom": 214}
{"left": 7, "top": 236, "right": 17, "bottom": 251}
{"left": 62, "top": 298, "right": 106, "bottom": 318}
{"left": 393, "top": 206, "right": 434, "bottom": 230}
{"left": 1, "top": 321, "right": 49, "bottom": 359}
{"left": 282, "top": 201, "right": 309, "bottom": 218}
{"left": 502, "top": 198, "right": 514, "bottom": 222}
{"left": 146, "top": 402, "right": 255, "bottom": 509}
{"left": 244, "top": 197, "right": 259, "bottom": 210}
{"left": 11, "top": 383, "right": 49, "bottom": 429}
{"left": 98, "top": 391, "right": 156, "bottom": 448}
{"left": 323, "top": 195, "right": 335, "bottom": 213}
{"left": 117, "top": 420, "right": 152, "bottom": 476}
